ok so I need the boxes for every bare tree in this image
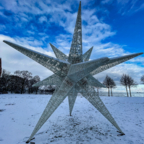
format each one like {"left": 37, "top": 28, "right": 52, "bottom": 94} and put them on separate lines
{"left": 127, "top": 75, "right": 137, "bottom": 97}
{"left": 8, "top": 75, "right": 16, "bottom": 93}
{"left": 14, "top": 70, "right": 32, "bottom": 94}
{"left": 120, "top": 74, "right": 137, "bottom": 97}
{"left": 120, "top": 74, "right": 129, "bottom": 97}
{"left": 0, "top": 69, "right": 11, "bottom": 92}
{"left": 141, "top": 75, "right": 144, "bottom": 84}
{"left": 109, "top": 78, "right": 116, "bottom": 96}
{"left": 33, "top": 75, "right": 40, "bottom": 94}
{"left": 103, "top": 75, "right": 111, "bottom": 96}
{"left": 28, "top": 75, "right": 40, "bottom": 94}
{"left": 9, "top": 75, "right": 23, "bottom": 93}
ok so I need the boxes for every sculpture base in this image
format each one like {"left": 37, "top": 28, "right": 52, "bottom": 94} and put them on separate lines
{"left": 26, "top": 137, "right": 35, "bottom": 143}
{"left": 117, "top": 131, "right": 125, "bottom": 136}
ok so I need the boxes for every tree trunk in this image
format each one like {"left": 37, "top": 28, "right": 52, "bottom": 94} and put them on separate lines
{"left": 21, "top": 84, "right": 24, "bottom": 94}
{"left": 111, "top": 88, "right": 113, "bottom": 96}
{"left": 108, "top": 88, "right": 109, "bottom": 96}
{"left": 126, "top": 86, "right": 129, "bottom": 97}
{"left": 21, "top": 86, "right": 23, "bottom": 94}
{"left": 129, "top": 86, "right": 132, "bottom": 97}
{"left": 29, "top": 88, "right": 31, "bottom": 94}
{"left": 21, "top": 80, "right": 25, "bottom": 94}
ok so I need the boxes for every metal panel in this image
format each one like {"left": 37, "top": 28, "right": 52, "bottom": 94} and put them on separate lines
{"left": 3, "top": 40, "right": 70, "bottom": 77}
{"left": 50, "top": 43, "right": 68, "bottom": 61}
{"left": 68, "top": 1, "right": 83, "bottom": 64}
{"left": 91, "top": 53, "right": 143, "bottom": 76}
{"left": 83, "top": 47, "right": 93, "bottom": 61}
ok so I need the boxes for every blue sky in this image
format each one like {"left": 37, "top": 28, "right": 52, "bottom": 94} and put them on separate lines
{"left": 0, "top": 0, "right": 144, "bottom": 91}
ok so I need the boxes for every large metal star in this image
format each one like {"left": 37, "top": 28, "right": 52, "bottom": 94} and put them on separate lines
{"left": 3, "top": 1, "right": 143, "bottom": 143}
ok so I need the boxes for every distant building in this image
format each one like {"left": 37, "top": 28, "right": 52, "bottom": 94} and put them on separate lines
{"left": 0, "top": 58, "right": 1, "bottom": 77}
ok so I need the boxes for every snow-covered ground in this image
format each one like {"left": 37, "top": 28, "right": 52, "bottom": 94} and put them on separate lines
{"left": 0, "top": 94, "right": 144, "bottom": 144}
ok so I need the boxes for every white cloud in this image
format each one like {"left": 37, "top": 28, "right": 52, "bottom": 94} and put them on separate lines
{"left": 39, "top": 16, "right": 47, "bottom": 23}
{"left": 134, "top": 3, "right": 144, "bottom": 13}
{"left": 91, "top": 42, "right": 127, "bottom": 58}
{"left": 0, "top": 0, "right": 116, "bottom": 45}
{"left": 129, "top": 56, "right": 144, "bottom": 64}
{"left": 101, "top": 0, "right": 144, "bottom": 15}
{"left": 0, "top": 25, "right": 6, "bottom": 31}
{"left": 83, "top": 23, "right": 116, "bottom": 44}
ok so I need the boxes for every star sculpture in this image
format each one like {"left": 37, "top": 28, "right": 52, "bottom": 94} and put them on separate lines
{"left": 3, "top": 1, "right": 143, "bottom": 143}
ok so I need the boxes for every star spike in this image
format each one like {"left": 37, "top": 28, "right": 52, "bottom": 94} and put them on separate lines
{"left": 68, "top": 86, "right": 78, "bottom": 116}
{"left": 68, "top": 57, "right": 109, "bottom": 83}
{"left": 83, "top": 47, "right": 93, "bottom": 61}
{"left": 91, "top": 52, "right": 143, "bottom": 76}
{"left": 26, "top": 76, "right": 76, "bottom": 143}
{"left": 68, "top": 1, "right": 82, "bottom": 64}
{"left": 50, "top": 43, "right": 68, "bottom": 61}
{"left": 86, "top": 75, "right": 106, "bottom": 88}
{"left": 32, "top": 74, "right": 63, "bottom": 87}
{"left": 3, "top": 40, "right": 70, "bottom": 77}
{"left": 78, "top": 79, "right": 124, "bottom": 134}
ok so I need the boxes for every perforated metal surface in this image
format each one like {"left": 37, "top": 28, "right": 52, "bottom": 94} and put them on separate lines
{"left": 68, "top": 2, "right": 83, "bottom": 64}
{"left": 82, "top": 47, "right": 93, "bottom": 62}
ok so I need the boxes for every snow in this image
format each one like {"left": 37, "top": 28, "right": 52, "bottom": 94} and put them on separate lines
{"left": 0, "top": 94, "right": 144, "bottom": 144}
